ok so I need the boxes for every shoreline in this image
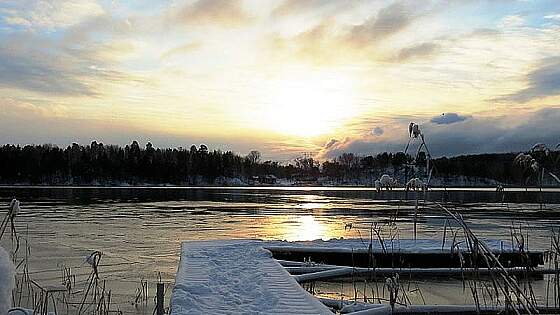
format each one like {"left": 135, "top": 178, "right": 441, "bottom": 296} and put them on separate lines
{"left": 1, "top": 184, "right": 559, "bottom": 191}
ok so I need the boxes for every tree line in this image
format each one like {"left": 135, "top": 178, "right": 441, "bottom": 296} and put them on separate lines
{"left": 0, "top": 142, "right": 296, "bottom": 185}
{"left": 0, "top": 141, "right": 557, "bottom": 185}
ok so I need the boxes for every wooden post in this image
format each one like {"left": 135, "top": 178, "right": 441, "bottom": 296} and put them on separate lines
{"left": 156, "top": 283, "right": 164, "bottom": 315}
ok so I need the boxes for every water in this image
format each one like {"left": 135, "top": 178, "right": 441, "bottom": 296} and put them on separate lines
{"left": 1, "top": 187, "right": 559, "bottom": 313}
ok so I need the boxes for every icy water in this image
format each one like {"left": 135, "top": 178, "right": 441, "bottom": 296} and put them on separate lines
{"left": 1, "top": 186, "right": 559, "bottom": 314}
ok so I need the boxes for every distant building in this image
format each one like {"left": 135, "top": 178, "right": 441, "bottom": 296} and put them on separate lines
{"left": 250, "top": 175, "right": 277, "bottom": 185}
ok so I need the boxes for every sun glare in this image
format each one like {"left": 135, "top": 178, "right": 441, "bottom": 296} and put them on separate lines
{"left": 263, "top": 71, "right": 357, "bottom": 137}
{"left": 280, "top": 215, "right": 336, "bottom": 241}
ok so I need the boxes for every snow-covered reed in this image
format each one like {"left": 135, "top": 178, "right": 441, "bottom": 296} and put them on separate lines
{"left": 404, "top": 122, "right": 434, "bottom": 188}
{"left": 374, "top": 180, "right": 381, "bottom": 192}
{"left": 405, "top": 178, "right": 426, "bottom": 191}
{"left": 378, "top": 174, "right": 397, "bottom": 190}
{"left": 514, "top": 143, "right": 560, "bottom": 185}
{"left": 1, "top": 198, "right": 20, "bottom": 240}
{"left": 514, "top": 152, "right": 539, "bottom": 173}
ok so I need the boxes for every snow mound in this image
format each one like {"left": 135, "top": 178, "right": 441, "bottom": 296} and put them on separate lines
{"left": 0, "top": 246, "right": 15, "bottom": 314}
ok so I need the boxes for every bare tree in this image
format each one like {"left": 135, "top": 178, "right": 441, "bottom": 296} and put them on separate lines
{"left": 247, "top": 150, "right": 261, "bottom": 164}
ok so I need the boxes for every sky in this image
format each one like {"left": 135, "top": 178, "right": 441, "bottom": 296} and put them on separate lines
{"left": 1, "top": 0, "right": 560, "bottom": 161}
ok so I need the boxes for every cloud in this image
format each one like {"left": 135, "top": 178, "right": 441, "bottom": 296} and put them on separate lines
{"left": 0, "top": 97, "right": 283, "bottom": 160}
{"left": 0, "top": 28, "right": 138, "bottom": 96}
{"left": 430, "top": 113, "right": 470, "bottom": 125}
{"left": 61, "top": 14, "right": 134, "bottom": 46}
{"left": 0, "top": 98, "right": 69, "bottom": 118}
{"left": 345, "top": 1, "right": 427, "bottom": 47}
{"left": 161, "top": 42, "right": 203, "bottom": 59}
{"left": 394, "top": 42, "right": 440, "bottom": 62}
{"left": 0, "top": 99, "right": 161, "bottom": 146}
{"left": 264, "top": 1, "right": 437, "bottom": 65}
{"left": 317, "top": 107, "right": 560, "bottom": 160}
{"left": 324, "top": 138, "right": 340, "bottom": 149}
{"left": 0, "top": 0, "right": 104, "bottom": 30}
{"left": 175, "top": 0, "right": 252, "bottom": 27}
{"left": 469, "top": 28, "right": 501, "bottom": 37}
{"left": 261, "top": 19, "right": 351, "bottom": 65}
{"left": 0, "top": 9, "right": 145, "bottom": 97}
{"left": 0, "top": 36, "right": 94, "bottom": 95}
{"left": 498, "top": 15, "right": 524, "bottom": 28}
{"left": 544, "top": 14, "right": 560, "bottom": 21}
{"left": 271, "top": 0, "right": 353, "bottom": 17}
{"left": 372, "top": 126, "right": 384, "bottom": 136}
{"left": 497, "top": 57, "right": 560, "bottom": 103}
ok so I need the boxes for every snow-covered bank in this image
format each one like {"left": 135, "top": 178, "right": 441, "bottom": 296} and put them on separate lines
{"left": 0, "top": 246, "right": 15, "bottom": 314}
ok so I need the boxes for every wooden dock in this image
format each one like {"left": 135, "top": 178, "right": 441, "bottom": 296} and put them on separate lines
{"left": 170, "top": 239, "right": 548, "bottom": 314}
{"left": 263, "top": 238, "right": 544, "bottom": 268}
{"left": 265, "top": 245, "right": 544, "bottom": 268}
{"left": 170, "top": 240, "right": 333, "bottom": 314}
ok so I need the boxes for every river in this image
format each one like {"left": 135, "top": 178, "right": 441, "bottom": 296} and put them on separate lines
{"left": 1, "top": 186, "right": 559, "bottom": 313}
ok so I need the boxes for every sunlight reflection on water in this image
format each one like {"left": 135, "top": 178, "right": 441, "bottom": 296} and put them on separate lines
{"left": 273, "top": 215, "right": 341, "bottom": 241}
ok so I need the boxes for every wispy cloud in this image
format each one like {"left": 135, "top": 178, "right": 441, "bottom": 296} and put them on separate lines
{"left": 160, "top": 42, "right": 203, "bottom": 60}
{"left": 271, "top": 0, "right": 354, "bottom": 17}
{"left": 0, "top": 35, "right": 95, "bottom": 95}
{"left": 344, "top": 1, "right": 430, "bottom": 48}
{"left": 544, "top": 14, "right": 560, "bottom": 21}
{"left": 0, "top": 0, "right": 104, "bottom": 30}
{"left": 496, "top": 57, "right": 560, "bottom": 103}
{"left": 174, "top": 0, "right": 252, "bottom": 27}
{"left": 263, "top": 1, "right": 441, "bottom": 65}
{"left": 393, "top": 42, "right": 440, "bottom": 62}
{"left": 0, "top": 26, "right": 140, "bottom": 96}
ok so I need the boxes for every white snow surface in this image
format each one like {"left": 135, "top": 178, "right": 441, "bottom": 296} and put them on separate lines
{"left": 0, "top": 246, "right": 15, "bottom": 314}
{"left": 170, "top": 240, "right": 333, "bottom": 315}
{"left": 170, "top": 238, "right": 520, "bottom": 314}
{"left": 265, "top": 238, "right": 514, "bottom": 254}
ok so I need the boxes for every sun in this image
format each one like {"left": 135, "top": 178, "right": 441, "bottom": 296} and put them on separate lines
{"left": 262, "top": 70, "right": 357, "bottom": 137}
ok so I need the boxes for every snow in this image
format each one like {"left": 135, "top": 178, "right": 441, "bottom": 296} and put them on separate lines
{"left": 265, "top": 238, "right": 513, "bottom": 254}
{"left": 170, "top": 240, "right": 333, "bottom": 314}
{"left": 170, "top": 238, "right": 521, "bottom": 314}
{"left": 378, "top": 174, "right": 396, "bottom": 188}
{"left": 9, "top": 199, "right": 20, "bottom": 217}
{"left": 7, "top": 308, "right": 35, "bottom": 315}
{"left": 0, "top": 246, "right": 15, "bottom": 314}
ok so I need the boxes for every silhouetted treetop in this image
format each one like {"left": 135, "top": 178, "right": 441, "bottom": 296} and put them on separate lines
{"left": 0, "top": 141, "right": 555, "bottom": 186}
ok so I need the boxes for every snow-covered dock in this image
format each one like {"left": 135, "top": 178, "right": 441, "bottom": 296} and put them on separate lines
{"left": 265, "top": 238, "right": 544, "bottom": 268}
{"left": 170, "top": 239, "right": 547, "bottom": 314}
{"left": 170, "top": 240, "right": 333, "bottom": 314}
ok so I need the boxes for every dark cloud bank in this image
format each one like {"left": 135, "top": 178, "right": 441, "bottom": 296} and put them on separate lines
{"left": 498, "top": 57, "right": 560, "bottom": 103}
{"left": 430, "top": 112, "right": 470, "bottom": 125}
{"left": 321, "top": 107, "right": 560, "bottom": 159}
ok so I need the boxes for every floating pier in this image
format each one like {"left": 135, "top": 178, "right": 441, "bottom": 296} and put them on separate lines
{"left": 170, "top": 239, "right": 550, "bottom": 314}
{"left": 265, "top": 244, "right": 544, "bottom": 268}
{"left": 265, "top": 238, "right": 544, "bottom": 268}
